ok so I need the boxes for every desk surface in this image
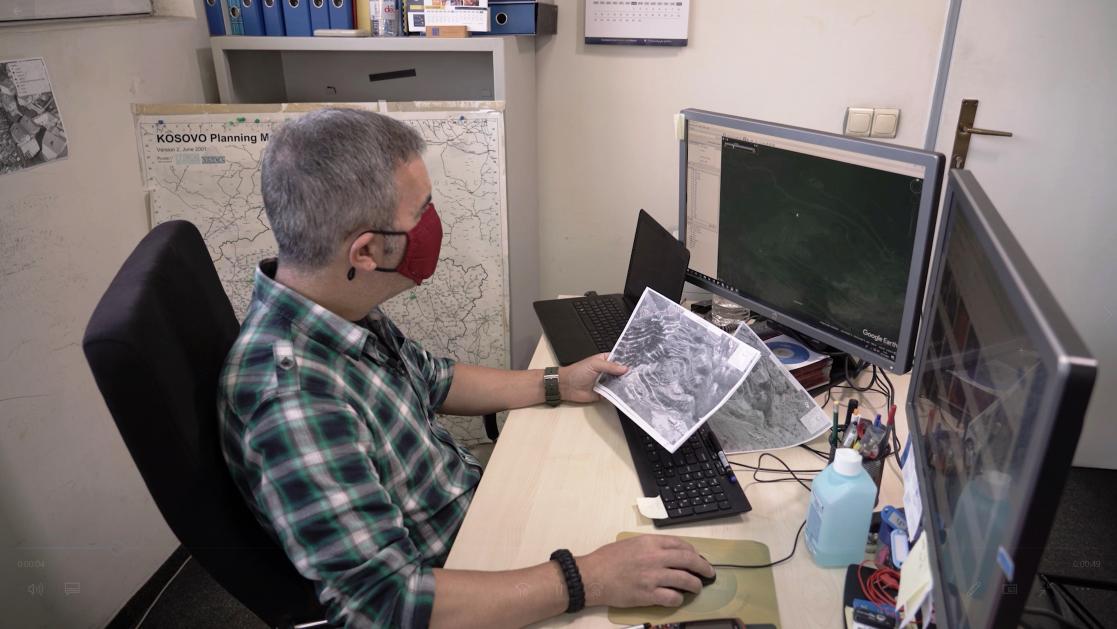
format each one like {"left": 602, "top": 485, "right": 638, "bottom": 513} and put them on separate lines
{"left": 445, "top": 336, "right": 910, "bottom": 628}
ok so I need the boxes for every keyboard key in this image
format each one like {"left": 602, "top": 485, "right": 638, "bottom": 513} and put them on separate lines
{"left": 677, "top": 507, "right": 694, "bottom": 516}
{"left": 677, "top": 499, "right": 691, "bottom": 508}
{"left": 661, "top": 487, "right": 675, "bottom": 502}
{"left": 694, "top": 503, "right": 717, "bottom": 514}
{"left": 717, "top": 501, "right": 731, "bottom": 510}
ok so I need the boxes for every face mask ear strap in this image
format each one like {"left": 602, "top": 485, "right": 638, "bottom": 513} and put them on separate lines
{"left": 347, "top": 267, "right": 356, "bottom": 281}
{"left": 374, "top": 232, "right": 409, "bottom": 274}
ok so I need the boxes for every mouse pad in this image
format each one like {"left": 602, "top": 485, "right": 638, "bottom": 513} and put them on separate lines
{"left": 607, "top": 533, "right": 781, "bottom": 628}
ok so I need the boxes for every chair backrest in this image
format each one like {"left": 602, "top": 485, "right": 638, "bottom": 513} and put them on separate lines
{"left": 83, "top": 221, "right": 325, "bottom": 627}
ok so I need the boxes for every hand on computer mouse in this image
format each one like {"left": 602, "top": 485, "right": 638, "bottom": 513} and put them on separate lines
{"left": 575, "top": 534, "right": 716, "bottom": 608}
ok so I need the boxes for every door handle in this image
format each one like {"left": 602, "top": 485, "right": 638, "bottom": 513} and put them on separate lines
{"left": 951, "top": 99, "right": 1014, "bottom": 168}
{"left": 959, "top": 125, "right": 1013, "bottom": 137}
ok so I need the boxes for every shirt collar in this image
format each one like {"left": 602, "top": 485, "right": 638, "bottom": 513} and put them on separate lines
{"left": 252, "top": 259, "right": 373, "bottom": 361}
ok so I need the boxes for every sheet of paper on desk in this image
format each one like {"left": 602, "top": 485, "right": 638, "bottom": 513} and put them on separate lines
{"left": 706, "top": 322, "right": 832, "bottom": 454}
{"left": 595, "top": 287, "right": 760, "bottom": 453}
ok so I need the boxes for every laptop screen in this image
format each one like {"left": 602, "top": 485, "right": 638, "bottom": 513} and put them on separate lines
{"left": 623, "top": 210, "right": 691, "bottom": 303}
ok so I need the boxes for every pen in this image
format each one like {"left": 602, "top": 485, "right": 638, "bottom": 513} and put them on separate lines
{"left": 830, "top": 403, "right": 840, "bottom": 447}
{"left": 717, "top": 449, "right": 732, "bottom": 474}
{"left": 874, "top": 413, "right": 882, "bottom": 428}
{"left": 843, "top": 399, "right": 859, "bottom": 433}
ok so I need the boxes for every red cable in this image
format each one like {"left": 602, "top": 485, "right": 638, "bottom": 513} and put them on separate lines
{"left": 858, "top": 560, "right": 900, "bottom": 608}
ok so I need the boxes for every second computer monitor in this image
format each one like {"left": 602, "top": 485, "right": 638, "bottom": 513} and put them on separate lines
{"left": 679, "top": 109, "right": 945, "bottom": 373}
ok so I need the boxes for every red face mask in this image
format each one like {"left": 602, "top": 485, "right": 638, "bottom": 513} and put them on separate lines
{"left": 371, "top": 202, "right": 443, "bottom": 285}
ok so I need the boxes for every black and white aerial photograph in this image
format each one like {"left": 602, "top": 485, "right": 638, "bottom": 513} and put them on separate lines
{"left": 707, "top": 323, "right": 832, "bottom": 453}
{"left": 595, "top": 287, "right": 759, "bottom": 452}
{"left": 0, "top": 58, "right": 68, "bottom": 176}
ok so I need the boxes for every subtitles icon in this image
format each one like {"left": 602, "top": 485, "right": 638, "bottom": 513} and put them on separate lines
{"left": 64, "top": 582, "right": 81, "bottom": 595}
{"left": 27, "top": 583, "right": 45, "bottom": 596}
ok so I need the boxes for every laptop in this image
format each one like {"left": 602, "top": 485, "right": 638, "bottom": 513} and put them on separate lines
{"left": 533, "top": 209, "right": 690, "bottom": 366}
{"left": 534, "top": 210, "right": 751, "bottom": 527}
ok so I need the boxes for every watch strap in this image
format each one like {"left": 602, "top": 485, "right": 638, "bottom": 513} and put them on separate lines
{"left": 543, "top": 366, "right": 561, "bottom": 407}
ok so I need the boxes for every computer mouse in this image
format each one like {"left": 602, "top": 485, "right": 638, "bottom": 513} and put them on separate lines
{"left": 687, "top": 567, "right": 717, "bottom": 587}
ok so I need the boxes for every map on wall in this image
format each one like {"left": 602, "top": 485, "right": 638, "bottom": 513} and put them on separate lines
{"left": 134, "top": 103, "right": 510, "bottom": 445}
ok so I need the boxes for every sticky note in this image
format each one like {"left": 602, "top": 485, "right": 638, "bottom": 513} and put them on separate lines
{"left": 898, "top": 535, "right": 933, "bottom": 625}
{"left": 637, "top": 496, "right": 668, "bottom": 520}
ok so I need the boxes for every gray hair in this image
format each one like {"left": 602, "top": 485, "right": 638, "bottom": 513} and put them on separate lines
{"left": 261, "top": 108, "right": 426, "bottom": 269}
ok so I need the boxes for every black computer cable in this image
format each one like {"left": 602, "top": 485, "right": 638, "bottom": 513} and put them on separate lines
{"left": 712, "top": 452, "right": 813, "bottom": 570}
{"left": 799, "top": 444, "right": 831, "bottom": 460}
{"left": 729, "top": 461, "right": 823, "bottom": 475}
{"left": 1039, "top": 574, "right": 1108, "bottom": 629}
{"left": 709, "top": 520, "right": 807, "bottom": 570}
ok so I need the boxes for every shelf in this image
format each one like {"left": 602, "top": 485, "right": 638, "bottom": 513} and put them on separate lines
{"left": 211, "top": 35, "right": 509, "bottom": 54}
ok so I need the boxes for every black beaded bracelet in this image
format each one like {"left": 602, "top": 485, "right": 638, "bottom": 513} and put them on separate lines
{"left": 549, "top": 548, "right": 585, "bottom": 613}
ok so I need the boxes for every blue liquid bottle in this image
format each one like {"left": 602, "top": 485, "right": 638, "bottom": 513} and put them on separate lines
{"left": 805, "top": 448, "right": 877, "bottom": 567}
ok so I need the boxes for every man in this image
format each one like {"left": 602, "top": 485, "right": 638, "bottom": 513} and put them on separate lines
{"left": 218, "top": 108, "right": 714, "bottom": 628}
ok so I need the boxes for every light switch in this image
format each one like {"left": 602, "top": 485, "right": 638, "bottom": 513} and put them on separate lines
{"left": 871, "top": 108, "right": 900, "bottom": 138}
{"left": 845, "top": 108, "right": 873, "bottom": 137}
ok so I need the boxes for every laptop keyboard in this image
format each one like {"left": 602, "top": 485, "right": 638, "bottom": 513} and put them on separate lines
{"left": 641, "top": 425, "right": 737, "bottom": 518}
{"left": 572, "top": 298, "right": 629, "bottom": 351}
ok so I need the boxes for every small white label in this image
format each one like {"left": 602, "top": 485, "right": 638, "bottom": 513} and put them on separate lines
{"left": 728, "top": 344, "right": 752, "bottom": 370}
{"left": 637, "top": 496, "right": 668, "bottom": 520}
{"left": 800, "top": 407, "right": 831, "bottom": 432}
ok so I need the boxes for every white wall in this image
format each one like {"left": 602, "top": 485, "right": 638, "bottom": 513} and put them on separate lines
{"left": 0, "top": 15, "right": 213, "bottom": 628}
{"left": 535, "top": 0, "right": 948, "bottom": 299}
{"left": 928, "top": 1, "right": 1117, "bottom": 469}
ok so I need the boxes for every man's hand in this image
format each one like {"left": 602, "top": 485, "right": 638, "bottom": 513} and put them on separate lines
{"left": 558, "top": 353, "right": 628, "bottom": 403}
{"left": 577, "top": 535, "right": 715, "bottom": 608}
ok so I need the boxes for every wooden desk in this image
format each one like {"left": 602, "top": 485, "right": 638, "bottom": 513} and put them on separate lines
{"left": 445, "top": 336, "right": 910, "bottom": 628}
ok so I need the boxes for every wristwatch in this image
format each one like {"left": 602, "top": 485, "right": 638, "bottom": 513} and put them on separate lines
{"left": 543, "top": 366, "right": 561, "bottom": 407}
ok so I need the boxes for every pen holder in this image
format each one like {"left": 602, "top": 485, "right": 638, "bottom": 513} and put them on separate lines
{"left": 829, "top": 430, "right": 889, "bottom": 507}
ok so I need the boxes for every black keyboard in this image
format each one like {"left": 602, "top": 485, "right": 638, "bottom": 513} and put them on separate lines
{"left": 618, "top": 413, "right": 752, "bottom": 527}
{"left": 572, "top": 297, "right": 630, "bottom": 352}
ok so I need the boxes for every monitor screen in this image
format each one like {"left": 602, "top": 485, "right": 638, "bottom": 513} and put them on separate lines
{"left": 907, "top": 171, "right": 1096, "bottom": 629}
{"left": 679, "top": 110, "right": 944, "bottom": 373}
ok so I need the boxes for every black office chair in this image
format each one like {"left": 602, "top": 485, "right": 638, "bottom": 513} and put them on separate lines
{"left": 82, "top": 221, "right": 328, "bottom": 628}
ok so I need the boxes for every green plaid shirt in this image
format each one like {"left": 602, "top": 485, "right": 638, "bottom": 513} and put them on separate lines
{"left": 218, "top": 260, "right": 482, "bottom": 629}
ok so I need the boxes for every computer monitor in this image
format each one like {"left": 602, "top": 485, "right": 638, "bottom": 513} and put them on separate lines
{"left": 906, "top": 170, "right": 1096, "bottom": 629}
{"left": 678, "top": 109, "right": 945, "bottom": 373}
